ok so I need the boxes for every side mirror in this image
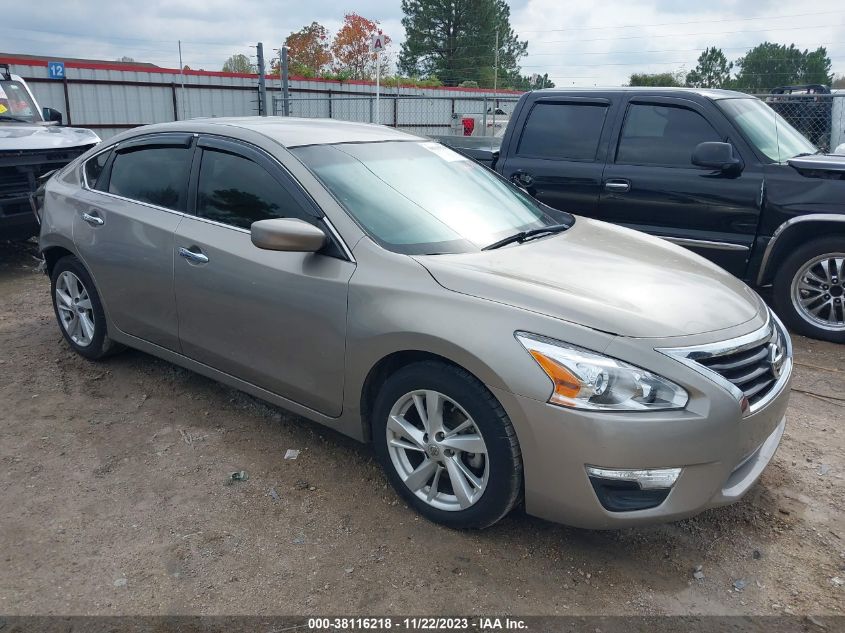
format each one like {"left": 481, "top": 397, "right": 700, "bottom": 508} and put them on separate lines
{"left": 42, "top": 107, "right": 63, "bottom": 125}
{"left": 692, "top": 142, "right": 742, "bottom": 174}
{"left": 250, "top": 218, "right": 326, "bottom": 252}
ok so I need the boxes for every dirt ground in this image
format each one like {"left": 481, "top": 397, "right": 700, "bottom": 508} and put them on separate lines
{"left": 0, "top": 240, "right": 843, "bottom": 617}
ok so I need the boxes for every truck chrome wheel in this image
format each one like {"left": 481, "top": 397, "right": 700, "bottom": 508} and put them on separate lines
{"left": 55, "top": 271, "right": 96, "bottom": 347}
{"left": 386, "top": 390, "right": 489, "bottom": 512}
{"left": 791, "top": 253, "right": 845, "bottom": 332}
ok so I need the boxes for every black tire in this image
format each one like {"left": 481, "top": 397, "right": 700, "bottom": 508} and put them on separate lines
{"left": 50, "top": 255, "right": 123, "bottom": 360}
{"left": 372, "top": 361, "right": 523, "bottom": 529}
{"left": 772, "top": 236, "right": 845, "bottom": 344}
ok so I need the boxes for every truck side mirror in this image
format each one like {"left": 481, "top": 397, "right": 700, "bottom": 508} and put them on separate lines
{"left": 692, "top": 142, "right": 742, "bottom": 175}
{"left": 42, "top": 107, "right": 63, "bottom": 125}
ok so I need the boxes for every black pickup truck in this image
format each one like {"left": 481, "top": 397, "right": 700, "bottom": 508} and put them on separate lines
{"left": 439, "top": 88, "right": 845, "bottom": 343}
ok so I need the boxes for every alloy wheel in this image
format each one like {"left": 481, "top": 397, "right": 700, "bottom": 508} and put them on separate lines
{"left": 385, "top": 390, "right": 489, "bottom": 512}
{"left": 791, "top": 253, "right": 845, "bottom": 332}
{"left": 55, "top": 270, "right": 96, "bottom": 347}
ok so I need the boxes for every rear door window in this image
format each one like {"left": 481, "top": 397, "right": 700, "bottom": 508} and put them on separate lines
{"left": 517, "top": 103, "right": 608, "bottom": 161}
{"left": 616, "top": 103, "right": 721, "bottom": 167}
{"left": 108, "top": 146, "right": 192, "bottom": 211}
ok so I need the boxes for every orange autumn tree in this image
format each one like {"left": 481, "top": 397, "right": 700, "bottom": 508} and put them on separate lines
{"left": 285, "top": 22, "right": 332, "bottom": 77}
{"left": 331, "top": 13, "right": 391, "bottom": 80}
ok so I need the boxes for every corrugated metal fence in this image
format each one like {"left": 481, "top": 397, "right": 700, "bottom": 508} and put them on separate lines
{"left": 6, "top": 56, "right": 844, "bottom": 151}
{"left": 3, "top": 56, "right": 523, "bottom": 140}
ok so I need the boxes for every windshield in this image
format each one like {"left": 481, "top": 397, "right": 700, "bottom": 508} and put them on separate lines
{"left": 717, "top": 97, "right": 817, "bottom": 162}
{"left": 293, "top": 141, "right": 570, "bottom": 255}
{"left": 0, "top": 80, "right": 41, "bottom": 123}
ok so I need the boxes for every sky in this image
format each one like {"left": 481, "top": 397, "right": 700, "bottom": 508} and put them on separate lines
{"left": 2, "top": 0, "right": 843, "bottom": 86}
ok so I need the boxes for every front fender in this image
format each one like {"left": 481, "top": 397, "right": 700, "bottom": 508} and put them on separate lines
{"left": 341, "top": 239, "right": 615, "bottom": 435}
{"left": 756, "top": 213, "right": 845, "bottom": 285}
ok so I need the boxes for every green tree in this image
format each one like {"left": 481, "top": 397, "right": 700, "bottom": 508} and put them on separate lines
{"left": 628, "top": 71, "right": 684, "bottom": 87}
{"left": 803, "top": 47, "right": 833, "bottom": 86}
{"left": 503, "top": 72, "right": 555, "bottom": 90}
{"left": 222, "top": 53, "right": 255, "bottom": 74}
{"left": 685, "top": 47, "right": 732, "bottom": 88}
{"left": 398, "top": 0, "right": 529, "bottom": 87}
{"left": 733, "top": 43, "right": 833, "bottom": 92}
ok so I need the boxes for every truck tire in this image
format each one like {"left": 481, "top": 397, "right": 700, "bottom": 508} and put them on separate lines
{"left": 773, "top": 236, "right": 845, "bottom": 343}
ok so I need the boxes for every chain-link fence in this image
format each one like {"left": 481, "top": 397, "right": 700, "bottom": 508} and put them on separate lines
{"left": 272, "top": 94, "right": 521, "bottom": 137}
{"left": 271, "top": 92, "right": 845, "bottom": 151}
{"left": 754, "top": 92, "right": 845, "bottom": 152}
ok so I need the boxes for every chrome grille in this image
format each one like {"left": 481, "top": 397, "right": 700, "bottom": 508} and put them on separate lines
{"left": 697, "top": 337, "right": 777, "bottom": 406}
{"left": 659, "top": 313, "right": 792, "bottom": 416}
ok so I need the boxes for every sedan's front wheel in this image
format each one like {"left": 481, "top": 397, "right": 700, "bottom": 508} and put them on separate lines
{"left": 372, "top": 361, "right": 523, "bottom": 529}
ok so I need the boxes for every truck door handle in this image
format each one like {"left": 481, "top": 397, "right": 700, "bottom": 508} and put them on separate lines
{"left": 81, "top": 212, "right": 104, "bottom": 226}
{"left": 604, "top": 179, "right": 631, "bottom": 193}
{"left": 178, "top": 247, "right": 209, "bottom": 264}
{"left": 511, "top": 172, "right": 534, "bottom": 187}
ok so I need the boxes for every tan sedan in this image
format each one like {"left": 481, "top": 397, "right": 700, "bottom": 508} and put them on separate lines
{"left": 37, "top": 118, "right": 792, "bottom": 529}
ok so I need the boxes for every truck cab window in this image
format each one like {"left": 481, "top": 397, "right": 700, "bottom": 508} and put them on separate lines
{"left": 616, "top": 104, "right": 720, "bottom": 167}
{"left": 517, "top": 103, "right": 608, "bottom": 161}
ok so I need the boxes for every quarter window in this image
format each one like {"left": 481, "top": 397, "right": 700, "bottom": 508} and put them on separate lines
{"left": 517, "top": 103, "right": 608, "bottom": 161}
{"left": 84, "top": 150, "right": 111, "bottom": 191}
{"left": 196, "top": 149, "right": 309, "bottom": 230}
{"left": 616, "top": 104, "right": 721, "bottom": 166}
{"left": 108, "top": 146, "right": 191, "bottom": 211}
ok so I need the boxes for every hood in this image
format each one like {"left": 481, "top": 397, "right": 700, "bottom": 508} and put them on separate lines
{"left": 787, "top": 153, "right": 845, "bottom": 175}
{"left": 415, "top": 218, "right": 764, "bottom": 338}
{"left": 0, "top": 123, "right": 100, "bottom": 151}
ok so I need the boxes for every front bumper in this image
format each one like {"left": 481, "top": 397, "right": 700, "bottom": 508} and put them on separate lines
{"left": 491, "top": 325, "right": 792, "bottom": 529}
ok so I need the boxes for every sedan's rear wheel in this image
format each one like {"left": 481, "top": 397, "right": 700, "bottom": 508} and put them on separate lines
{"left": 51, "top": 256, "right": 122, "bottom": 360}
{"left": 55, "top": 271, "right": 96, "bottom": 348}
{"left": 372, "top": 361, "right": 522, "bottom": 529}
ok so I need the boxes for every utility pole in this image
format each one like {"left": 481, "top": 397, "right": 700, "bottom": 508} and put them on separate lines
{"left": 491, "top": 29, "right": 498, "bottom": 137}
{"left": 178, "top": 40, "right": 186, "bottom": 120}
{"left": 280, "top": 46, "right": 290, "bottom": 116}
{"left": 256, "top": 42, "right": 267, "bottom": 116}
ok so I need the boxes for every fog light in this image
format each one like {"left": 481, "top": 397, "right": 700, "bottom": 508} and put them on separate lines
{"left": 586, "top": 466, "right": 681, "bottom": 490}
{"left": 586, "top": 466, "right": 681, "bottom": 512}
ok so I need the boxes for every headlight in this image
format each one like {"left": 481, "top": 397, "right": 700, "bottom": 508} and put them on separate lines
{"left": 516, "top": 332, "right": 688, "bottom": 411}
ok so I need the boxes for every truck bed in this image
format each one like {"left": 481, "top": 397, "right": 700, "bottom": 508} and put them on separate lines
{"left": 430, "top": 136, "right": 501, "bottom": 169}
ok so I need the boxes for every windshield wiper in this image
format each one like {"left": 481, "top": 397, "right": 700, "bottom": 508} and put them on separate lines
{"left": 0, "top": 115, "right": 30, "bottom": 123}
{"left": 482, "top": 223, "right": 571, "bottom": 251}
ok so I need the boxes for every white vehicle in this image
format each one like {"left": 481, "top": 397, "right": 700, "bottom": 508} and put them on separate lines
{"left": 0, "top": 64, "right": 100, "bottom": 239}
{"left": 449, "top": 108, "right": 511, "bottom": 138}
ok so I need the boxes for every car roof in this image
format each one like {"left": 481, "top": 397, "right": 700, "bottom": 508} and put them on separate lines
{"left": 532, "top": 87, "right": 753, "bottom": 100}
{"left": 128, "top": 116, "right": 424, "bottom": 148}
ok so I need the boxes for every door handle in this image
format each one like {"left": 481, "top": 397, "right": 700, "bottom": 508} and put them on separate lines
{"left": 178, "top": 247, "right": 209, "bottom": 264}
{"left": 604, "top": 179, "right": 631, "bottom": 193}
{"left": 81, "top": 212, "right": 104, "bottom": 226}
{"left": 511, "top": 172, "right": 534, "bottom": 188}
